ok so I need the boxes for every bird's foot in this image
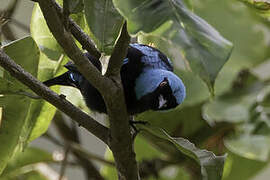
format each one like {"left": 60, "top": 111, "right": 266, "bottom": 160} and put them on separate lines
{"left": 129, "top": 120, "right": 149, "bottom": 140}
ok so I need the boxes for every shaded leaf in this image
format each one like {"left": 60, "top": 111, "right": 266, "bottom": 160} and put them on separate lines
{"left": 224, "top": 134, "right": 270, "bottom": 162}
{"left": 223, "top": 151, "right": 267, "bottom": 180}
{"left": 202, "top": 71, "right": 262, "bottom": 125}
{"left": 84, "top": 0, "right": 124, "bottom": 54}
{"left": 113, "top": 0, "right": 233, "bottom": 92}
{"left": 139, "top": 125, "right": 226, "bottom": 180}
{"left": 65, "top": 0, "right": 84, "bottom": 14}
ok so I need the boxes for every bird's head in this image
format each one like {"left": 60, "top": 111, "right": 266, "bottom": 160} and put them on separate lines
{"left": 135, "top": 69, "right": 186, "bottom": 111}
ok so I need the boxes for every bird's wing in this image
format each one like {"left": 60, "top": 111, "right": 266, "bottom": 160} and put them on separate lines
{"left": 129, "top": 44, "right": 174, "bottom": 72}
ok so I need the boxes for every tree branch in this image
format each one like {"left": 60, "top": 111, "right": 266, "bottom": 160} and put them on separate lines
{"left": 102, "top": 22, "right": 139, "bottom": 180}
{"left": 33, "top": 0, "right": 139, "bottom": 179}
{"left": 0, "top": 49, "right": 109, "bottom": 144}
{"left": 36, "top": 0, "right": 113, "bottom": 93}
{"left": 49, "top": 1, "right": 101, "bottom": 59}
{"left": 105, "top": 22, "right": 130, "bottom": 77}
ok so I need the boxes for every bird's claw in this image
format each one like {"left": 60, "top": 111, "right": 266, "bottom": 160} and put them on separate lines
{"left": 129, "top": 120, "right": 149, "bottom": 139}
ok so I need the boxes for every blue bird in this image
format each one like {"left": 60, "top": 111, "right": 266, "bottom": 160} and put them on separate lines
{"left": 44, "top": 44, "right": 186, "bottom": 115}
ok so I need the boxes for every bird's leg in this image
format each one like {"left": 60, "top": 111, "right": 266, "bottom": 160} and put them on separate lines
{"left": 129, "top": 116, "right": 148, "bottom": 140}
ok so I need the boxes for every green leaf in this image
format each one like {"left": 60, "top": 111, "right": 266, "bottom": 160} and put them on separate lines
{"left": 113, "top": 0, "right": 233, "bottom": 92}
{"left": 65, "top": 0, "right": 84, "bottom": 14}
{"left": 100, "top": 149, "right": 117, "bottom": 180}
{"left": 1, "top": 147, "right": 54, "bottom": 177}
{"left": 202, "top": 95, "right": 255, "bottom": 125}
{"left": 139, "top": 125, "right": 226, "bottom": 180}
{"left": 21, "top": 171, "right": 49, "bottom": 180}
{"left": 223, "top": 151, "right": 267, "bottom": 180}
{"left": 202, "top": 71, "right": 262, "bottom": 125}
{"left": 84, "top": 0, "right": 124, "bottom": 54}
{"left": 27, "top": 54, "right": 68, "bottom": 141}
{"left": 240, "top": 0, "right": 270, "bottom": 15}
{"left": 31, "top": 4, "right": 63, "bottom": 61}
{"left": 0, "top": 36, "right": 40, "bottom": 175}
{"left": 30, "top": 4, "right": 75, "bottom": 141}
{"left": 224, "top": 134, "right": 270, "bottom": 162}
{"left": 0, "top": 147, "right": 56, "bottom": 180}
{"left": 193, "top": 0, "right": 270, "bottom": 69}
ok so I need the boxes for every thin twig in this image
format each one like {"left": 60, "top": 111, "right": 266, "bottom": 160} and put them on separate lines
{"left": 0, "top": 49, "right": 109, "bottom": 144}
{"left": 47, "top": 0, "right": 101, "bottom": 59}
{"left": 69, "top": 142, "right": 115, "bottom": 167}
{"left": 36, "top": 0, "right": 113, "bottom": 94}
{"left": 53, "top": 111, "right": 105, "bottom": 180}
{"left": 44, "top": 132, "right": 63, "bottom": 147}
{"left": 105, "top": 22, "right": 130, "bottom": 77}
{"left": 59, "top": 147, "right": 70, "bottom": 180}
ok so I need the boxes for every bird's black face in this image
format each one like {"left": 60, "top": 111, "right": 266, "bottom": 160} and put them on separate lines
{"left": 151, "top": 78, "right": 178, "bottom": 111}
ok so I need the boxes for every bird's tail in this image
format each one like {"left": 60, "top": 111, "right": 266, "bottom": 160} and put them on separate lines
{"left": 43, "top": 71, "right": 81, "bottom": 88}
{"left": 43, "top": 52, "right": 100, "bottom": 89}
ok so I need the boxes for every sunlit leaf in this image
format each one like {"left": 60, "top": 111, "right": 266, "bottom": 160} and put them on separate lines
{"left": 240, "top": 0, "right": 270, "bottom": 16}
{"left": 1, "top": 147, "right": 54, "bottom": 177}
{"left": 0, "top": 37, "right": 39, "bottom": 175}
{"left": 31, "top": 4, "right": 63, "bottom": 61}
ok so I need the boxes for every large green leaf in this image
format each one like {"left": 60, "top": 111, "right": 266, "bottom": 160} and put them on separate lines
{"left": 202, "top": 70, "right": 263, "bottom": 125}
{"left": 139, "top": 125, "right": 226, "bottom": 180}
{"left": 193, "top": 0, "right": 270, "bottom": 70}
{"left": 223, "top": 151, "right": 267, "bottom": 180}
{"left": 31, "top": 4, "right": 63, "bottom": 61}
{"left": 1, "top": 147, "right": 54, "bottom": 176}
{"left": 202, "top": 93, "right": 257, "bottom": 125}
{"left": 0, "top": 37, "right": 40, "bottom": 175}
{"left": 27, "top": 54, "right": 67, "bottom": 141}
{"left": 0, "top": 147, "right": 55, "bottom": 180}
{"left": 84, "top": 0, "right": 124, "bottom": 54}
{"left": 113, "top": 0, "right": 233, "bottom": 92}
{"left": 224, "top": 134, "right": 270, "bottom": 162}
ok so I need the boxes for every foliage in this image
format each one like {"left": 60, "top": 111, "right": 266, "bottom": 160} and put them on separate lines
{"left": 1, "top": 0, "right": 270, "bottom": 179}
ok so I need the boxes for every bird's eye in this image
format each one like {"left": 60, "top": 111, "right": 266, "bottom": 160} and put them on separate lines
{"left": 159, "top": 81, "right": 167, "bottom": 87}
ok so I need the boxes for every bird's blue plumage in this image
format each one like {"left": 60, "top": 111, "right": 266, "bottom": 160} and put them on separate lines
{"left": 135, "top": 69, "right": 185, "bottom": 105}
{"left": 128, "top": 44, "right": 174, "bottom": 71}
{"left": 44, "top": 44, "right": 186, "bottom": 114}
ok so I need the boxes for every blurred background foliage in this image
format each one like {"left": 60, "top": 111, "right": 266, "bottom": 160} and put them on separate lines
{"left": 1, "top": 0, "right": 270, "bottom": 179}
